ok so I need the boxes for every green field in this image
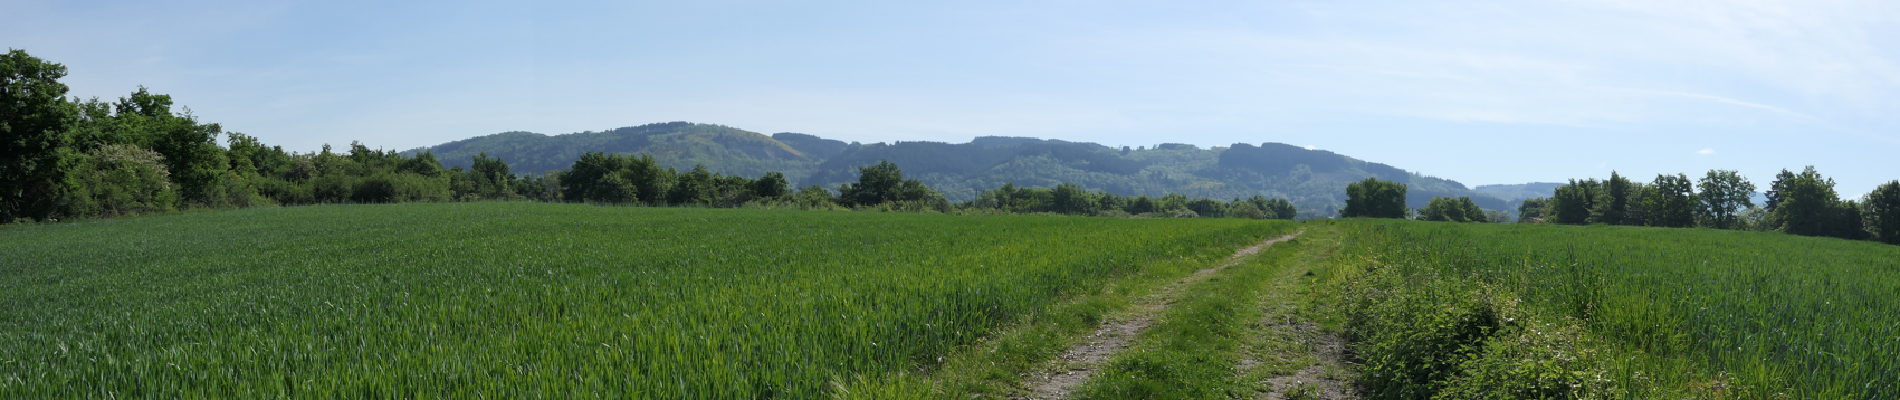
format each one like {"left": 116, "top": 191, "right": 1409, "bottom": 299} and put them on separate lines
{"left": 0, "top": 202, "right": 1290, "bottom": 398}
{"left": 11, "top": 204, "right": 1898, "bottom": 399}
{"left": 1318, "top": 220, "right": 1900, "bottom": 399}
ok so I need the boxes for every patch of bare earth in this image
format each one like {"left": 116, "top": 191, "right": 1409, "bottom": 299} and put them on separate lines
{"left": 1019, "top": 232, "right": 1302, "bottom": 400}
{"left": 1251, "top": 320, "right": 1354, "bottom": 400}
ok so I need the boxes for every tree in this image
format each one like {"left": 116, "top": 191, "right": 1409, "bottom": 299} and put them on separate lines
{"left": 1696, "top": 170, "right": 1755, "bottom": 229}
{"left": 1229, "top": 202, "right": 1267, "bottom": 219}
{"left": 470, "top": 152, "right": 514, "bottom": 199}
{"left": 1265, "top": 197, "right": 1297, "bottom": 220}
{"left": 112, "top": 87, "right": 232, "bottom": 206}
{"left": 1644, "top": 173, "right": 1696, "bottom": 228}
{"left": 1485, "top": 209, "right": 1511, "bottom": 223}
{"left": 838, "top": 160, "right": 939, "bottom": 207}
{"left": 1771, "top": 166, "right": 1863, "bottom": 239}
{"left": 1052, "top": 182, "right": 1093, "bottom": 215}
{"left": 1866, "top": 181, "right": 1900, "bottom": 245}
{"left": 1418, "top": 196, "right": 1488, "bottom": 223}
{"left": 1589, "top": 171, "right": 1633, "bottom": 225}
{"left": 1, "top": 49, "right": 81, "bottom": 222}
{"left": 1343, "top": 178, "right": 1407, "bottom": 218}
{"left": 68, "top": 144, "right": 175, "bottom": 217}
{"left": 1517, "top": 197, "right": 1548, "bottom": 222}
{"left": 1764, "top": 169, "right": 1796, "bottom": 212}
{"left": 1548, "top": 179, "right": 1600, "bottom": 224}
{"left": 1185, "top": 197, "right": 1223, "bottom": 218}
{"left": 753, "top": 172, "right": 789, "bottom": 200}
{"left": 668, "top": 164, "right": 716, "bottom": 205}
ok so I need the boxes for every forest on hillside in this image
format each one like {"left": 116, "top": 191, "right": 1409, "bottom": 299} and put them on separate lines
{"left": 0, "top": 50, "right": 1305, "bottom": 224}
{"left": 411, "top": 123, "right": 1510, "bottom": 219}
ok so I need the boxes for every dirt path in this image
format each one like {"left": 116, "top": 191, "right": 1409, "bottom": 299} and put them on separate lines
{"left": 1019, "top": 231, "right": 1303, "bottom": 400}
{"left": 1238, "top": 238, "right": 1357, "bottom": 400}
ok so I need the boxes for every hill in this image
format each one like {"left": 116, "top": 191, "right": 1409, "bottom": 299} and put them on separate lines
{"left": 1473, "top": 182, "right": 1563, "bottom": 201}
{"left": 410, "top": 122, "right": 1509, "bottom": 217}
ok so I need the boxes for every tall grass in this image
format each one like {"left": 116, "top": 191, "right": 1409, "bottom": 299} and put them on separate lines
{"left": 0, "top": 202, "right": 1281, "bottom": 398}
{"left": 1325, "top": 220, "right": 1900, "bottom": 399}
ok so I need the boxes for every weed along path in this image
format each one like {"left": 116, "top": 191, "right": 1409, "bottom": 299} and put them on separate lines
{"left": 1021, "top": 231, "right": 1304, "bottom": 399}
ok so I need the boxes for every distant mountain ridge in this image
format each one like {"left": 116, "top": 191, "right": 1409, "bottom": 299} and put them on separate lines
{"left": 1474, "top": 182, "right": 1564, "bottom": 202}
{"left": 409, "top": 121, "right": 1509, "bottom": 218}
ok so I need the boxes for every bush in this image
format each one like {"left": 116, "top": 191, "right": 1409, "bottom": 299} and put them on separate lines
{"left": 1338, "top": 254, "right": 1606, "bottom": 400}
{"left": 68, "top": 144, "right": 177, "bottom": 217}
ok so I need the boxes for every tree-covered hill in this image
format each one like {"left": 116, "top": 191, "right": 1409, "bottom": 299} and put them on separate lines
{"left": 1473, "top": 182, "right": 1564, "bottom": 201}
{"left": 413, "top": 122, "right": 819, "bottom": 180}
{"left": 408, "top": 122, "right": 1509, "bottom": 218}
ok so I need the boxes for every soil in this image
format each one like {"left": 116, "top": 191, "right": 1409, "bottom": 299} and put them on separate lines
{"left": 1019, "top": 232, "right": 1303, "bottom": 400}
{"left": 1253, "top": 320, "right": 1355, "bottom": 400}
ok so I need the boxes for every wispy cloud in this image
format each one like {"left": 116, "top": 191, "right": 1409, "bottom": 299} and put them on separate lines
{"left": 1698, "top": 148, "right": 1717, "bottom": 155}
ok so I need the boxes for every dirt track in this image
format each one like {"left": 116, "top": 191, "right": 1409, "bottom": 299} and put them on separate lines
{"left": 1020, "top": 232, "right": 1304, "bottom": 399}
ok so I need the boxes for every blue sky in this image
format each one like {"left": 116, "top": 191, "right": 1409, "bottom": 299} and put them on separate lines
{"left": 7, "top": 0, "right": 1897, "bottom": 194}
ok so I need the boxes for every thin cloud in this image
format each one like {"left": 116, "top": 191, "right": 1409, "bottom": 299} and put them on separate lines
{"left": 1697, "top": 148, "right": 1716, "bottom": 155}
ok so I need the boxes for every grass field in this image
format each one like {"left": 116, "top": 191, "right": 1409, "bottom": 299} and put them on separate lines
{"left": 0, "top": 202, "right": 1290, "bottom": 398}
{"left": 1318, "top": 220, "right": 1900, "bottom": 399}
{"left": 13, "top": 203, "right": 1893, "bottom": 399}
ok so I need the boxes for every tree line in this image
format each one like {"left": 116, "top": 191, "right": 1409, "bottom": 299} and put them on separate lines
{"left": 2, "top": 50, "right": 1299, "bottom": 224}
{"left": 1521, "top": 168, "right": 1899, "bottom": 244}
{"left": 1339, "top": 169, "right": 1900, "bottom": 246}
{"left": 1340, "top": 177, "right": 1502, "bottom": 222}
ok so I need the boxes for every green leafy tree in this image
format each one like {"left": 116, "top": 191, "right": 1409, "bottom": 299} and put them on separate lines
{"left": 69, "top": 144, "right": 175, "bottom": 217}
{"left": 1644, "top": 173, "right": 1697, "bottom": 228}
{"left": 1589, "top": 171, "right": 1633, "bottom": 225}
{"left": 1460, "top": 197, "right": 1488, "bottom": 223}
{"left": 753, "top": 172, "right": 789, "bottom": 199}
{"left": 668, "top": 164, "right": 717, "bottom": 205}
{"left": 1548, "top": 179, "right": 1600, "bottom": 224}
{"left": 1696, "top": 170, "right": 1756, "bottom": 229}
{"left": 1343, "top": 178, "right": 1407, "bottom": 218}
{"left": 470, "top": 152, "right": 515, "bottom": 199}
{"left": 1184, "top": 197, "right": 1223, "bottom": 218}
{"left": 1229, "top": 202, "right": 1267, "bottom": 219}
{"left": 111, "top": 87, "right": 234, "bottom": 207}
{"left": 793, "top": 185, "right": 834, "bottom": 208}
{"left": 1418, "top": 196, "right": 1488, "bottom": 223}
{"left": 1866, "top": 181, "right": 1900, "bottom": 245}
{"left": 1517, "top": 197, "right": 1548, "bottom": 222}
{"left": 1052, "top": 182, "right": 1095, "bottom": 215}
{"left": 1764, "top": 169, "right": 1796, "bottom": 212}
{"left": 1772, "top": 166, "right": 1865, "bottom": 239}
{"left": 838, "top": 160, "right": 937, "bottom": 207}
{"left": 0, "top": 49, "right": 81, "bottom": 221}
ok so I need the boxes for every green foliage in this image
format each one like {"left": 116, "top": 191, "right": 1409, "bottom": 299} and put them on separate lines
{"left": 0, "top": 203, "right": 1282, "bottom": 398}
{"left": 1869, "top": 181, "right": 1900, "bottom": 245}
{"left": 1696, "top": 170, "right": 1755, "bottom": 229}
{"left": 1771, "top": 166, "right": 1866, "bottom": 240}
{"left": 838, "top": 160, "right": 944, "bottom": 209}
{"left": 1343, "top": 178, "right": 1407, "bottom": 219}
{"left": 0, "top": 49, "right": 82, "bottom": 222}
{"left": 414, "top": 125, "right": 1510, "bottom": 217}
{"left": 1418, "top": 196, "right": 1488, "bottom": 223}
{"left": 65, "top": 144, "right": 177, "bottom": 217}
{"left": 1549, "top": 179, "right": 1600, "bottom": 224}
{"left": 1516, "top": 197, "right": 1547, "bottom": 222}
{"left": 1643, "top": 173, "right": 1696, "bottom": 228}
{"left": 1589, "top": 171, "right": 1634, "bottom": 225}
{"left": 1319, "top": 220, "right": 1900, "bottom": 399}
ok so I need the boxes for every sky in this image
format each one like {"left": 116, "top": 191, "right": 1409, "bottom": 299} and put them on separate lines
{"left": 6, "top": 0, "right": 1898, "bottom": 193}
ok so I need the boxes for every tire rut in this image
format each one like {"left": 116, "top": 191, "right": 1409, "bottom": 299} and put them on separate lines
{"left": 1019, "top": 231, "right": 1303, "bottom": 400}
